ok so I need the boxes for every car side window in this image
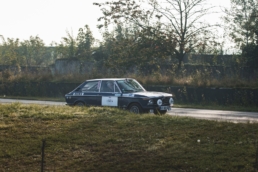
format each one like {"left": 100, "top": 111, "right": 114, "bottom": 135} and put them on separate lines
{"left": 81, "top": 81, "right": 99, "bottom": 92}
{"left": 100, "top": 81, "right": 115, "bottom": 92}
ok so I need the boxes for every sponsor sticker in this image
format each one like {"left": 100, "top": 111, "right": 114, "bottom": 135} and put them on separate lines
{"left": 101, "top": 96, "right": 118, "bottom": 106}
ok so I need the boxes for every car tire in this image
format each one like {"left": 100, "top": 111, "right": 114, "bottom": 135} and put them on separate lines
{"left": 128, "top": 103, "right": 142, "bottom": 114}
{"left": 75, "top": 101, "right": 84, "bottom": 106}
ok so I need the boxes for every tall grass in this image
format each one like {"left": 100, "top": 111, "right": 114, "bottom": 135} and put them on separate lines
{"left": 0, "top": 67, "right": 257, "bottom": 88}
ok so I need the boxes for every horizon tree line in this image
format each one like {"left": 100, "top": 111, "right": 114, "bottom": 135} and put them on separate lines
{"left": 0, "top": 0, "right": 257, "bottom": 70}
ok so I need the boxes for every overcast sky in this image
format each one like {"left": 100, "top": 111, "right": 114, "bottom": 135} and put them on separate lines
{"left": 0, "top": 0, "right": 230, "bottom": 46}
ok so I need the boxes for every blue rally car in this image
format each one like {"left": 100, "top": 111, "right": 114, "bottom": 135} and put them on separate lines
{"left": 65, "top": 78, "right": 174, "bottom": 114}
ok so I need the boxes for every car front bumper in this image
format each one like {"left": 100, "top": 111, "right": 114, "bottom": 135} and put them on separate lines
{"left": 147, "top": 105, "right": 172, "bottom": 113}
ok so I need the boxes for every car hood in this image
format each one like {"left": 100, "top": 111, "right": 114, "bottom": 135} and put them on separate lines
{"left": 122, "top": 91, "right": 172, "bottom": 98}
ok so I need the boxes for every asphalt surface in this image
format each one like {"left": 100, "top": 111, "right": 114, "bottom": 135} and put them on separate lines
{"left": 1, "top": 98, "right": 258, "bottom": 123}
{"left": 169, "top": 108, "right": 258, "bottom": 123}
{"left": 0, "top": 98, "right": 66, "bottom": 106}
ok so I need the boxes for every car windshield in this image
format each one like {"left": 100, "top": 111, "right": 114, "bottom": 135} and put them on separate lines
{"left": 117, "top": 79, "right": 145, "bottom": 93}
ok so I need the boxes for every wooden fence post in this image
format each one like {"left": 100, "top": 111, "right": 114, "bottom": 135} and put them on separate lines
{"left": 41, "top": 140, "right": 46, "bottom": 172}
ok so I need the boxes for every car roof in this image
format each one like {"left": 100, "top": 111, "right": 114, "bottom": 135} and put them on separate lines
{"left": 86, "top": 78, "right": 134, "bottom": 82}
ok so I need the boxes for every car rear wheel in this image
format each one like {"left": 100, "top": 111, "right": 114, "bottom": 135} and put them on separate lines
{"left": 75, "top": 101, "right": 84, "bottom": 106}
{"left": 128, "top": 103, "right": 142, "bottom": 114}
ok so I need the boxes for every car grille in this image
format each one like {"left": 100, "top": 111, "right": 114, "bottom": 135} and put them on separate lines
{"left": 162, "top": 97, "right": 170, "bottom": 105}
{"left": 154, "top": 97, "right": 170, "bottom": 105}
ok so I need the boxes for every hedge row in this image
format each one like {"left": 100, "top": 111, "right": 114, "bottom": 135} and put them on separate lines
{"left": 0, "top": 82, "right": 257, "bottom": 106}
{"left": 145, "top": 86, "right": 258, "bottom": 106}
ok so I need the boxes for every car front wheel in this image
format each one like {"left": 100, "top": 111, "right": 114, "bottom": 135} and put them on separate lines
{"left": 128, "top": 103, "right": 142, "bottom": 114}
{"left": 75, "top": 101, "right": 84, "bottom": 106}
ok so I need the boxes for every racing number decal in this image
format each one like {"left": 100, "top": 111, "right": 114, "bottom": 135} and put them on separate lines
{"left": 73, "top": 93, "right": 84, "bottom": 96}
{"left": 101, "top": 96, "right": 118, "bottom": 106}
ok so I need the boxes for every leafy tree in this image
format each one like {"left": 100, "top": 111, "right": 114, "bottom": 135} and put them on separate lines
{"left": 0, "top": 36, "right": 25, "bottom": 66}
{"left": 20, "top": 36, "right": 46, "bottom": 66}
{"left": 224, "top": 0, "right": 257, "bottom": 48}
{"left": 76, "top": 25, "right": 95, "bottom": 60}
{"left": 57, "top": 30, "right": 77, "bottom": 59}
{"left": 55, "top": 26, "right": 96, "bottom": 60}
{"left": 242, "top": 16, "right": 258, "bottom": 67}
{"left": 0, "top": 36, "right": 51, "bottom": 67}
{"left": 224, "top": 0, "right": 258, "bottom": 67}
{"left": 96, "top": 23, "right": 165, "bottom": 73}
{"left": 94, "top": 0, "right": 218, "bottom": 69}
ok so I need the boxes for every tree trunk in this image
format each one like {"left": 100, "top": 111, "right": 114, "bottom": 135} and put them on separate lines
{"left": 176, "top": 53, "right": 184, "bottom": 72}
{"left": 178, "top": 59, "right": 182, "bottom": 70}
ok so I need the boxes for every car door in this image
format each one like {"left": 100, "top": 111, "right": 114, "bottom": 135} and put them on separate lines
{"left": 79, "top": 80, "right": 101, "bottom": 106}
{"left": 100, "top": 80, "right": 121, "bottom": 107}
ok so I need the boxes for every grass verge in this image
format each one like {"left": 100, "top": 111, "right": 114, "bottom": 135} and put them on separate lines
{"left": 0, "top": 103, "right": 258, "bottom": 171}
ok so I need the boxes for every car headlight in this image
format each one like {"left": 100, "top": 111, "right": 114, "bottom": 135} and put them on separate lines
{"left": 157, "top": 99, "right": 162, "bottom": 106}
{"left": 148, "top": 99, "right": 154, "bottom": 105}
{"left": 169, "top": 97, "right": 174, "bottom": 105}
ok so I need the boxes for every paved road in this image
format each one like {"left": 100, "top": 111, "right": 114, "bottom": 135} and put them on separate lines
{"left": 168, "top": 108, "right": 258, "bottom": 123}
{"left": 0, "top": 98, "right": 66, "bottom": 106}
{"left": 1, "top": 98, "right": 258, "bottom": 123}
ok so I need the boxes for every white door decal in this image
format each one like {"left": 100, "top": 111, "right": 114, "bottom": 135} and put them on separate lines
{"left": 101, "top": 96, "right": 118, "bottom": 106}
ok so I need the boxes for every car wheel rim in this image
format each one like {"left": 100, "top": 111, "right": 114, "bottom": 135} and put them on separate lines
{"left": 130, "top": 106, "right": 140, "bottom": 114}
